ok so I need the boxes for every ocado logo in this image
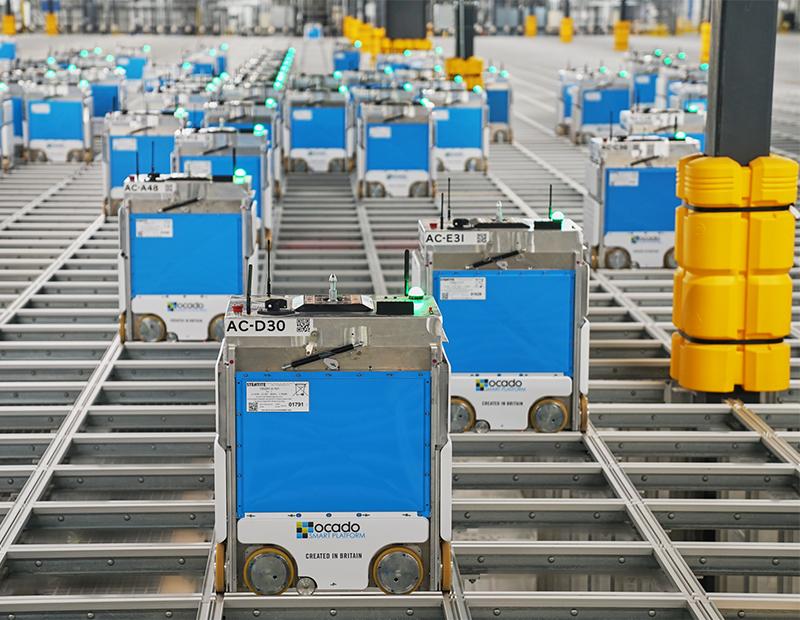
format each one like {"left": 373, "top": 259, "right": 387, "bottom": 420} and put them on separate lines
{"left": 631, "top": 234, "right": 661, "bottom": 244}
{"left": 167, "top": 302, "right": 205, "bottom": 312}
{"left": 296, "top": 521, "right": 362, "bottom": 539}
{"left": 476, "top": 379, "right": 523, "bottom": 391}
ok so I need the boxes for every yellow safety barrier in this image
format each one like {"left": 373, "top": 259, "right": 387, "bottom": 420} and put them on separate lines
{"left": 671, "top": 154, "right": 798, "bottom": 393}
{"left": 525, "top": 15, "right": 537, "bottom": 37}
{"left": 445, "top": 56, "right": 484, "bottom": 90}
{"left": 2, "top": 13, "right": 14, "bottom": 35}
{"left": 45, "top": 12, "right": 57, "bottom": 35}
{"left": 613, "top": 20, "right": 630, "bottom": 51}
{"left": 699, "top": 22, "right": 711, "bottom": 64}
{"left": 559, "top": 17, "right": 573, "bottom": 43}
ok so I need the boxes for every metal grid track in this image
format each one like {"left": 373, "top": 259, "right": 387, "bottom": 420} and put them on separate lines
{"left": 0, "top": 34, "right": 797, "bottom": 620}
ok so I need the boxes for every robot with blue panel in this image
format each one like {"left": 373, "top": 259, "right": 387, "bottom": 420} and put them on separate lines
{"left": 412, "top": 208, "right": 589, "bottom": 433}
{"left": 204, "top": 99, "right": 283, "bottom": 197}
{"left": 183, "top": 46, "right": 227, "bottom": 77}
{"left": 668, "top": 80, "right": 707, "bottom": 113}
{"left": 583, "top": 135, "right": 701, "bottom": 270}
{"left": 118, "top": 173, "right": 256, "bottom": 343}
{"left": 115, "top": 46, "right": 151, "bottom": 81}
{"left": 173, "top": 127, "right": 272, "bottom": 246}
{"left": 103, "top": 110, "right": 184, "bottom": 211}
{"left": 284, "top": 79, "right": 351, "bottom": 173}
{"left": 571, "top": 70, "right": 632, "bottom": 144}
{"left": 84, "top": 67, "right": 128, "bottom": 132}
{"left": 333, "top": 47, "right": 361, "bottom": 72}
{"left": 655, "top": 62, "right": 707, "bottom": 109}
{"left": 427, "top": 86, "right": 489, "bottom": 173}
{"left": 483, "top": 66, "right": 512, "bottom": 143}
{"left": 0, "top": 81, "right": 24, "bottom": 170}
{"left": 23, "top": 81, "right": 93, "bottom": 162}
{"left": 214, "top": 282, "right": 451, "bottom": 596}
{"left": 357, "top": 101, "right": 434, "bottom": 198}
{"left": 556, "top": 68, "right": 579, "bottom": 136}
{"left": 620, "top": 108, "right": 707, "bottom": 150}
{"left": 623, "top": 51, "right": 662, "bottom": 108}
{"left": 0, "top": 39, "right": 15, "bottom": 72}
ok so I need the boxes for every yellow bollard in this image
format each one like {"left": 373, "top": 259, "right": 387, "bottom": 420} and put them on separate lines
{"left": 2, "top": 12, "right": 14, "bottom": 35}
{"left": 671, "top": 154, "right": 798, "bottom": 393}
{"left": 45, "top": 12, "right": 57, "bottom": 35}
{"left": 699, "top": 22, "right": 711, "bottom": 64}
{"left": 559, "top": 17, "right": 573, "bottom": 43}
{"left": 525, "top": 15, "right": 537, "bottom": 37}
{"left": 613, "top": 20, "right": 630, "bottom": 51}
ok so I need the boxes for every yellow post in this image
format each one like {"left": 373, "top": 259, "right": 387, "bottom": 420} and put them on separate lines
{"left": 559, "top": 17, "right": 573, "bottom": 43}
{"left": 45, "top": 12, "right": 57, "bottom": 35}
{"left": 699, "top": 22, "right": 711, "bottom": 64}
{"left": 525, "top": 15, "right": 537, "bottom": 37}
{"left": 613, "top": 20, "right": 630, "bottom": 51}
{"left": 2, "top": 13, "right": 14, "bottom": 35}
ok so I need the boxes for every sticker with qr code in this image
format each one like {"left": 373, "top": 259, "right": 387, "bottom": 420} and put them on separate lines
{"left": 246, "top": 381, "right": 309, "bottom": 412}
{"left": 439, "top": 277, "right": 486, "bottom": 300}
{"left": 224, "top": 317, "right": 314, "bottom": 337}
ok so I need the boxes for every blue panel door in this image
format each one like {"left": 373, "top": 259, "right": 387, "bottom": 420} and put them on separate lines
{"left": 604, "top": 167, "right": 679, "bottom": 233}
{"left": 235, "top": 371, "right": 431, "bottom": 517}
{"left": 433, "top": 270, "right": 575, "bottom": 375}
{"left": 110, "top": 135, "right": 175, "bottom": 189}
{"left": 435, "top": 108, "right": 483, "bottom": 149}
{"left": 292, "top": 107, "right": 347, "bottom": 149}
{"left": 366, "top": 123, "right": 429, "bottom": 171}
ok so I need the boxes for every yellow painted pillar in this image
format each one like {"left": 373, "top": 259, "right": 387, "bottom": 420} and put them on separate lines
{"left": 699, "top": 22, "right": 711, "bottom": 64}
{"left": 45, "top": 12, "right": 57, "bottom": 35}
{"left": 559, "top": 17, "right": 573, "bottom": 43}
{"left": 2, "top": 13, "right": 14, "bottom": 35}
{"left": 671, "top": 154, "right": 798, "bottom": 393}
{"left": 525, "top": 15, "right": 537, "bottom": 37}
{"left": 614, "top": 20, "right": 630, "bottom": 51}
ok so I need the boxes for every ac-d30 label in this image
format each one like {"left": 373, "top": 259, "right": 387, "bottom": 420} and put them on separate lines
{"left": 225, "top": 317, "right": 313, "bottom": 336}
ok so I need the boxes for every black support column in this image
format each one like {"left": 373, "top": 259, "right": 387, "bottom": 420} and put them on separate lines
{"left": 705, "top": 0, "right": 778, "bottom": 165}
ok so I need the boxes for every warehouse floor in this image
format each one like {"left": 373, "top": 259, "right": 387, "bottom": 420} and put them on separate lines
{"left": 0, "top": 31, "right": 797, "bottom": 619}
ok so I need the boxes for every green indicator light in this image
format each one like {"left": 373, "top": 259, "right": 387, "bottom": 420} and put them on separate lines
{"left": 209, "top": 49, "right": 217, "bottom": 56}
{"left": 473, "top": 85, "right": 482, "bottom": 93}
{"left": 68, "top": 64, "right": 77, "bottom": 71}
{"left": 45, "top": 69, "right": 55, "bottom": 78}
{"left": 404, "top": 49, "right": 411, "bottom": 57}
{"left": 654, "top": 49, "right": 662, "bottom": 57}
{"left": 619, "top": 70, "right": 628, "bottom": 77}
{"left": 276, "top": 71, "right": 286, "bottom": 81}
{"left": 234, "top": 168, "right": 246, "bottom": 177}
{"left": 221, "top": 44, "right": 229, "bottom": 51}
{"left": 454, "top": 74, "right": 463, "bottom": 83}
{"left": 500, "top": 70, "right": 509, "bottom": 77}
{"left": 489, "top": 66, "right": 497, "bottom": 73}
{"left": 0, "top": 83, "right": 7, "bottom": 91}
{"left": 80, "top": 50, "right": 88, "bottom": 58}
{"left": 675, "top": 131, "right": 687, "bottom": 139}
{"left": 700, "top": 63, "right": 709, "bottom": 71}
{"left": 274, "top": 82, "right": 282, "bottom": 90}
{"left": 435, "top": 46, "right": 443, "bottom": 53}
{"left": 333, "top": 70, "right": 342, "bottom": 79}
{"left": 419, "top": 97, "right": 430, "bottom": 106}
{"left": 664, "top": 57, "right": 673, "bottom": 65}
{"left": 408, "top": 286, "right": 424, "bottom": 299}
{"left": 434, "top": 64, "right": 442, "bottom": 72}
{"left": 688, "top": 104, "right": 698, "bottom": 113}
{"left": 212, "top": 77, "right": 221, "bottom": 84}
{"left": 94, "top": 47, "right": 102, "bottom": 55}
{"left": 253, "top": 124, "right": 265, "bottom": 136}
{"left": 182, "top": 62, "right": 192, "bottom": 69}
{"left": 403, "top": 82, "right": 412, "bottom": 91}
{"left": 266, "top": 98, "right": 276, "bottom": 107}
{"left": 143, "top": 45, "right": 151, "bottom": 52}
{"left": 106, "top": 55, "right": 114, "bottom": 62}
{"left": 289, "top": 48, "right": 296, "bottom": 53}
{"left": 46, "top": 56, "right": 55, "bottom": 65}
{"left": 78, "top": 79, "right": 89, "bottom": 88}
{"left": 220, "top": 72, "right": 229, "bottom": 79}
{"left": 174, "top": 107, "right": 187, "bottom": 118}
{"left": 599, "top": 66, "right": 608, "bottom": 73}
{"left": 678, "top": 52, "right": 686, "bottom": 59}
{"left": 551, "top": 210, "right": 564, "bottom": 221}
{"left": 384, "top": 66, "right": 393, "bottom": 74}
{"left": 354, "top": 40, "right": 362, "bottom": 48}
{"left": 206, "top": 84, "right": 215, "bottom": 91}
{"left": 338, "top": 85, "right": 348, "bottom": 93}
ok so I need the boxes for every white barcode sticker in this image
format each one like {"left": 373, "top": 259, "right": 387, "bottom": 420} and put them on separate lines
{"left": 635, "top": 75, "right": 651, "bottom": 84}
{"left": 609, "top": 171, "right": 639, "bottom": 187}
{"left": 431, "top": 110, "right": 450, "bottom": 121}
{"left": 369, "top": 126, "right": 391, "bottom": 139}
{"left": 30, "top": 103, "right": 51, "bottom": 114}
{"left": 246, "top": 381, "right": 309, "bottom": 413}
{"left": 293, "top": 109, "right": 313, "bottom": 121}
{"left": 584, "top": 91, "right": 602, "bottom": 102}
{"left": 440, "top": 277, "right": 486, "bottom": 300}
{"left": 113, "top": 138, "right": 137, "bottom": 151}
{"left": 135, "top": 219, "right": 173, "bottom": 238}
{"left": 185, "top": 159, "right": 212, "bottom": 177}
